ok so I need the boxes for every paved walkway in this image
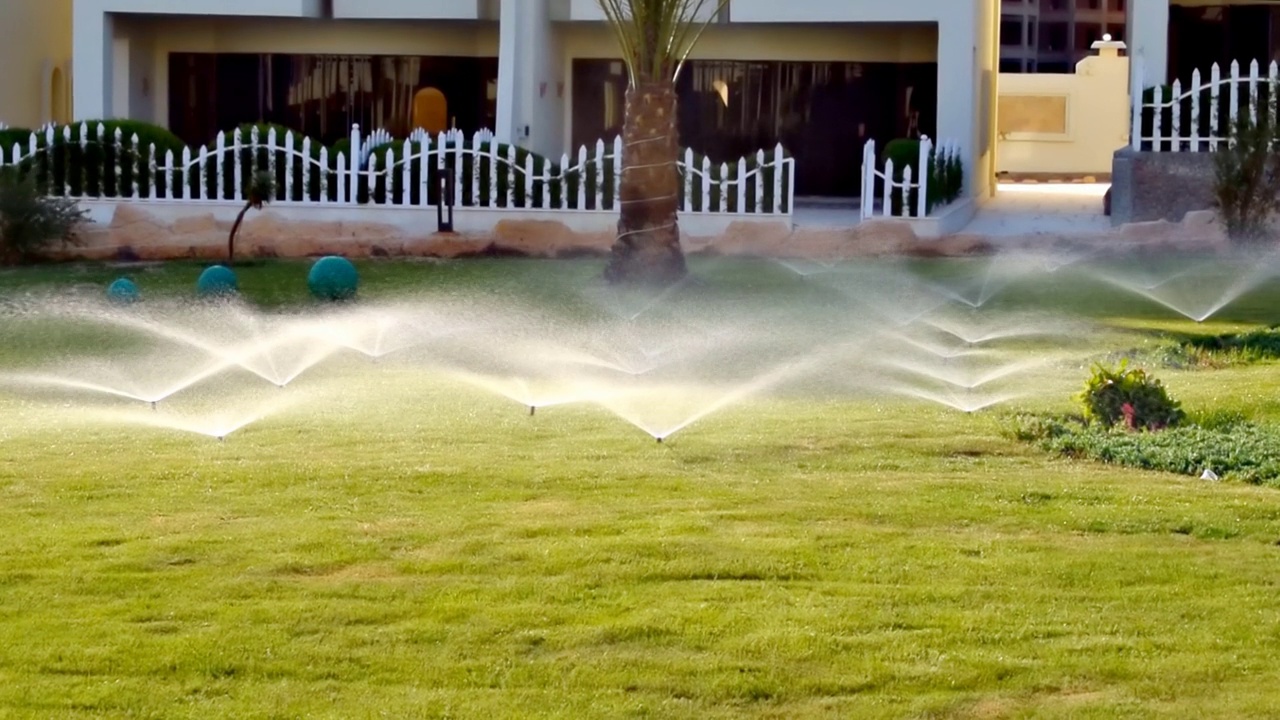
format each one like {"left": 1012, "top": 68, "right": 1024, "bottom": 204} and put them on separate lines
{"left": 791, "top": 183, "right": 1114, "bottom": 238}
{"left": 958, "top": 182, "right": 1112, "bottom": 237}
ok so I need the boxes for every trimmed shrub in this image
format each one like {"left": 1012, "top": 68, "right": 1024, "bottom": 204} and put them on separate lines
{"left": 5, "top": 120, "right": 186, "bottom": 199}
{"left": 1078, "top": 360, "right": 1184, "bottom": 431}
{"left": 0, "top": 167, "right": 89, "bottom": 264}
{"left": 881, "top": 138, "right": 963, "bottom": 216}
{"left": 1213, "top": 110, "right": 1280, "bottom": 242}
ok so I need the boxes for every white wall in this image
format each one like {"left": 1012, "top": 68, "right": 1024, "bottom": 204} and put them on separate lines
{"left": 1129, "top": 0, "right": 1169, "bottom": 88}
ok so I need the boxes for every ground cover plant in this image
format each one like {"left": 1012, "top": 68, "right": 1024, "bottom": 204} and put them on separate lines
{"left": 3, "top": 256, "right": 1280, "bottom": 718}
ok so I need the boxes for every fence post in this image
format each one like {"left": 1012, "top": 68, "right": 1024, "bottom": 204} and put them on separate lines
{"left": 147, "top": 142, "right": 157, "bottom": 200}
{"left": 1131, "top": 56, "right": 1144, "bottom": 151}
{"left": 1249, "top": 59, "right": 1260, "bottom": 127}
{"left": 61, "top": 125, "right": 72, "bottom": 197}
{"left": 736, "top": 157, "right": 747, "bottom": 213}
{"left": 594, "top": 138, "right": 606, "bottom": 210}
{"left": 348, "top": 124, "right": 361, "bottom": 205}
{"left": 860, "top": 140, "right": 874, "bottom": 220}
{"left": 613, "top": 136, "right": 624, "bottom": 211}
{"left": 233, "top": 128, "right": 243, "bottom": 202}
{"left": 754, "top": 149, "right": 765, "bottom": 214}
{"left": 318, "top": 145, "right": 329, "bottom": 202}
{"left": 1229, "top": 60, "right": 1241, "bottom": 132}
{"left": 1170, "top": 80, "right": 1181, "bottom": 153}
{"left": 422, "top": 134, "right": 434, "bottom": 208}
{"left": 130, "top": 133, "right": 141, "bottom": 197}
{"left": 284, "top": 131, "right": 295, "bottom": 201}
{"left": 524, "top": 152, "right": 536, "bottom": 209}
{"left": 1210, "top": 62, "right": 1222, "bottom": 150}
{"left": 1190, "top": 69, "right": 1201, "bottom": 152}
{"left": 682, "top": 147, "right": 694, "bottom": 212}
{"left": 162, "top": 149, "right": 173, "bottom": 200}
{"left": 882, "top": 158, "right": 894, "bottom": 218}
{"left": 916, "top": 136, "right": 931, "bottom": 217}
{"left": 506, "top": 144, "right": 518, "bottom": 208}
{"left": 179, "top": 147, "right": 191, "bottom": 200}
{"left": 773, "top": 144, "right": 785, "bottom": 214}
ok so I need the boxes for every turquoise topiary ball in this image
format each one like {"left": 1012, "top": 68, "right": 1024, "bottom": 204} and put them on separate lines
{"left": 197, "top": 265, "right": 239, "bottom": 298}
{"left": 107, "top": 278, "right": 141, "bottom": 304}
{"left": 308, "top": 256, "right": 359, "bottom": 301}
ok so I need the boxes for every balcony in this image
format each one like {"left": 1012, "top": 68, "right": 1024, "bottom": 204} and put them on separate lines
{"left": 331, "top": 0, "right": 499, "bottom": 20}
{"left": 86, "top": 0, "right": 325, "bottom": 17}
{"left": 563, "top": 0, "right": 721, "bottom": 22}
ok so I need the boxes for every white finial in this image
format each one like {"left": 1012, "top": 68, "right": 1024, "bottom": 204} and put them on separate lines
{"left": 1103, "top": 33, "right": 1112, "bottom": 42}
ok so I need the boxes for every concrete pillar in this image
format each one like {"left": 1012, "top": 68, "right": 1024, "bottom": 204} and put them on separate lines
{"left": 1128, "top": 0, "right": 1169, "bottom": 88}
{"left": 495, "top": 0, "right": 524, "bottom": 144}
{"left": 72, "top": 4, "right": 112, "bottom": 120}
{"left": 496, "top": 0, "right": 562, "bottom": 156}
{"left": 935, "top": 17, "right": 979, "bottom": 197}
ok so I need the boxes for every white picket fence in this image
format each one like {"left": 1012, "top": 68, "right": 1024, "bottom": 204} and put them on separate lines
{"left": 859, "top": 136, "right": 960, "bottom": 220}
{"left": 0, "top": 123, "right": 794, "bottom": 216}
{"left": 1132, "top": 57, "right": 1280, "bottom": 152}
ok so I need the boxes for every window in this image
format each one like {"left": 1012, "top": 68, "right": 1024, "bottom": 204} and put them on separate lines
{"left": 1001, "top": 19, "right": 1026, "bottom": 46}
{"left": 1039, "top": 21, "right": 1069, "bottom": 51}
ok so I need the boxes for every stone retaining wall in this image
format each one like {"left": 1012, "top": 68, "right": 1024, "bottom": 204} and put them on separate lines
{"left": 1110, "top": 149, "right": 1217, "bottom": 226}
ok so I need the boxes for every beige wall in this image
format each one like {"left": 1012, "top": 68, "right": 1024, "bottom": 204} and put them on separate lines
{"left": 0, "top": 0, "right": 73, "bottom": 128}
{"left": 996, "top": 46, "right": 1129, "bottom": 176}
{"left": 113, "top": 15, "right": 500, "bottom": 126}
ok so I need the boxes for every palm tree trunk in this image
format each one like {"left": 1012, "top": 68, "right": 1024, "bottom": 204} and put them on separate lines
{"left": 603, "top": 81, "right": 687, "bottom": 285}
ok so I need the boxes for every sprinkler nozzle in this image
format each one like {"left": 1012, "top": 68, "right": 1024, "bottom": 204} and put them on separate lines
{"left": 529, "top": 406, "right": 536, "bottom": 416}
{"left": 150, "top": 401, "right": 157, "bottom": 411}
{"left": 217, "top": 436, "right": 225, "bottom": 443}
{"left": 656, "top": 436, "right": 664, "bottom": 444}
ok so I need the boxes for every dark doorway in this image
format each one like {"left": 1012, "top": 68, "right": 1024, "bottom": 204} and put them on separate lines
{"left": 1169, "top": 4, "right": 1276, "bottom": 84}
{"left": 168, "top": 53, "right": 499, "bottom": 146}
{"left": 571, "top": 59, "right": 937, "bottom": 198}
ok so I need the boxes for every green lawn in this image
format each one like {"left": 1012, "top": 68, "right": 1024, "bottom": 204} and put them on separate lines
{"left": 2, "top": 256, "right": 1280, "bottom": 718}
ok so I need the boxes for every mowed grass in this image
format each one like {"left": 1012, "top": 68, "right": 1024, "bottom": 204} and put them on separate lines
{"left": 2, "top": 257, "right": 1280, "bottom": 718}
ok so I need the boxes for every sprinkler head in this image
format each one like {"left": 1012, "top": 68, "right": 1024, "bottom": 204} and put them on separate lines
{"left": 217, "top": 436, "right": 225, "bottom": 443}
{"left": 529, "top": 406, "right": 536, "bottom": 416}
{"left": 656, "top": 436, "right": 664, "bottom": 444}
{"left": 150, "top": 401, "right": 157, "bottom": 411}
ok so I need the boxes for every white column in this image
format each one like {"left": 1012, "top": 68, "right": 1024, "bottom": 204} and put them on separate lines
{"left": 495, "top": 0, "right": 524, "bottom": 143}
{"left": 522, "top": 0, "right": 565, "bottom": 158}
{"left": 935, "top": 17, "right": 979, "bottom": 197}
{"left": 1128, "top": 0, "right": 1169, "bottom": 88}
{"left": 72, "top": 4, "right": 113, "bottom": 120}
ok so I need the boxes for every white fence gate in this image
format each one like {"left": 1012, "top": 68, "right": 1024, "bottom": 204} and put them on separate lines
{"left": 859, "top": 136, "right": 962, "bottom": 220}
{"left": 1131, "top": 57, "right": 1280, "bottom": 152}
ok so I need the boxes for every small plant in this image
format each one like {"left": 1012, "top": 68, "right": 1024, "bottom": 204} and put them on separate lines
{"left": 227, "top": 171, "right": 275, "bottom": 265}
{"left": 0, "top": 167, "right": 88, "bottom": 264}
{"left": 1078, "top": 360, "right": 1184, "bottom": 431}
{"left": 1212, "top": 110, "right": 1280, "bottom": 242}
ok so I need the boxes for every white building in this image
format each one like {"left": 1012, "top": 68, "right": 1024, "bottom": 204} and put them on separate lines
{"left": 1129, "top": 0, "right": 1280, "bottom": 87}
{"left": 72, "top": 0, "right": 998, "bottom": 200}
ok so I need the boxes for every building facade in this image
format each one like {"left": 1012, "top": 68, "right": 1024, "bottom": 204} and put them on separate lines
{"left": 70, "top": 0, "right": 997, "bottom": 200}
{"left": 1129, "top": 0, "right": 1280, "bottom": 86}
{"left": 1000, "top": 0, "right": 1127, "bottom": 73}
{"left": 0, "top": 0, "right": 73, "bottom": 129}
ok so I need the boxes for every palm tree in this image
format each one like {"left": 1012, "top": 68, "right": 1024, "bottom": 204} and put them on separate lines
{"left": 597, "top": 0, "right": 728, "bottom": 285}
{"left": 227, "top": 171, "right": 275, "bottom": 265}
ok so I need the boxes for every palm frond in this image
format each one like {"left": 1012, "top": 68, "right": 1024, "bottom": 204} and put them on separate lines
{"left": 595, "top": 0, "right": 730, "bottom": 84}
